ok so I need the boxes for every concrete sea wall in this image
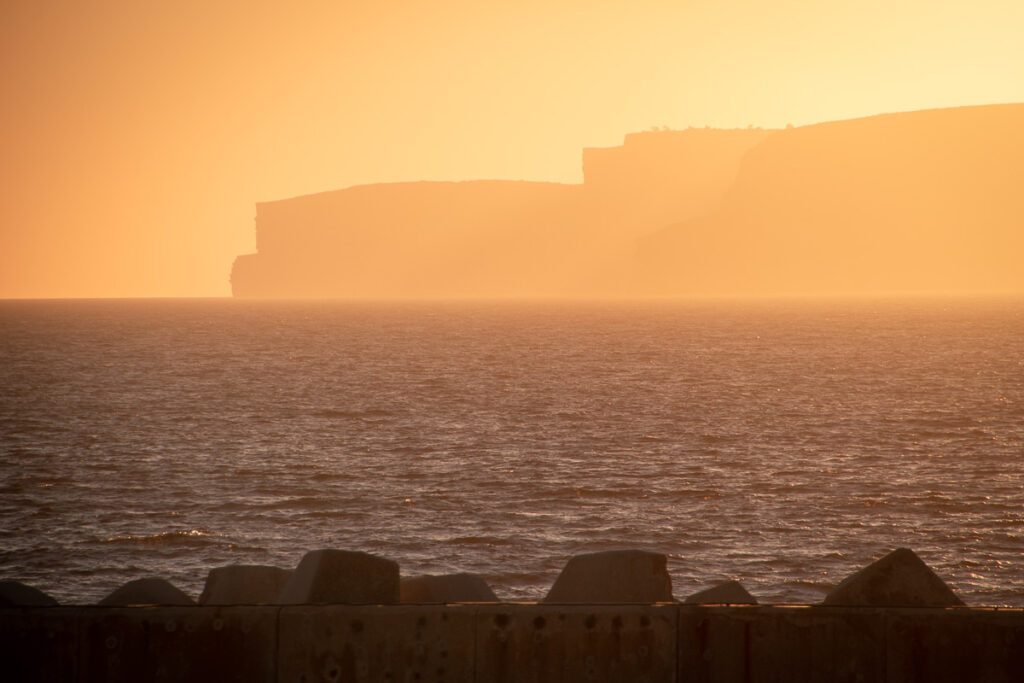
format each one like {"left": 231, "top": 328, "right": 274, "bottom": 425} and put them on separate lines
{"left": 4, "top": 603, "right": 1022, "bottom": 682}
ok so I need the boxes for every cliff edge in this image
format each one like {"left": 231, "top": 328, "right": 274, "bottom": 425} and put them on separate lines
{"left": 230, "top": 129, "right": 769, "bottom": 298}
{"left": 635, "top": 103, "right": 1024, "bottom": 296}
{"left": 231, "top": 105, "right": 1024, "bottom": 298}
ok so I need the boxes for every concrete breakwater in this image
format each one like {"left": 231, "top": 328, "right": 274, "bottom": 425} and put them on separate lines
{"left": 3, "top": 603, "right": 1023, "bottom": 682}
{"left": 2, "top": 548, "right": 1022, "bottom": 680}
{"left": 0, "top": 548, "right": 979, "bottom": 609}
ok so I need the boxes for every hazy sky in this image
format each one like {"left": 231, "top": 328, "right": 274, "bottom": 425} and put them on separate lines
{"left": 2, "top": 0, "right": 1022, "bottom": 297}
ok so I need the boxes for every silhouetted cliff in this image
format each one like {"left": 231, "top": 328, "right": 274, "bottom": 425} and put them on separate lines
{"left": 231, "top": 105, "right": 1024, "bottom": 298}
{"left": 232, "top": 181, "right": 587, "bottom": 298}
{"left": 635, "top": 104, "right": 1024, "bottom": 295}
{"left": 230, "top": 129, "right": 769, "bottom": 298}
{"left": 582, "top": 128, "right": 773, "bottom": 237}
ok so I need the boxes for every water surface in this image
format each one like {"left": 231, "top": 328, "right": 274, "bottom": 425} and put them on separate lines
{"left": 1, "top": 298, "right": 1021, "bottom": 604}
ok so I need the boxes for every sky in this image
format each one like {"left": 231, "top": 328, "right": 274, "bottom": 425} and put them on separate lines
{"left": 2, "top": 0, "right": 1022, "bottom": 298}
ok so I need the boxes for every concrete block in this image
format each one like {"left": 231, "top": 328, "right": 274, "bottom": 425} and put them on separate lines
{"left": 278, "top": 549, "right": 400, "bottom": 605}
{"left": 99, "top": 578, "right": 195, "bottom": 606}
{"left": 79, "top": 606, "right": 277, "bottom": 683}
{"left": 679, "top": 606, "right": 886, "bottom": 683}
{"left": 6, "top": 601, "right": 1022, "bottom": 682}
{"left": 477, "top": 604, "right": 677, "bottom": 683}
{"left": 684, "top": 580, "right": 757, "bottom": 605}
{"left": 78, "top": 608, "right": 148, "bottom": 682}
{"left": 278, "top": 604, "right": 476, "bottom": 683}
{"left": 199, "top": 564, "right": 291, "bottom": 605}
{"left": 885, "top": 608, "right": 1024, "bottom": 683}
{"left": 543, "top": 550, "right": 674, "bottom": 603}
{"left": 401, "top": 573, "right": 499, "bottom": 603}
{"left": 747, "top": 607, "right": 885, "bottom": 683}
{"left": 678, "top": 606, "right": 749, "bottom": 683}
{"left": 0, "top": 580, "right": 59, "bottom": 606}
{"left": 824, "top": 548, "right": 963, "bottom": 607}
{"left": 0, "top": 607, "right": 81, "bottom": 683}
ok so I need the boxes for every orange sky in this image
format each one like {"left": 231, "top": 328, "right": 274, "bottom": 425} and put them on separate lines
{"left": 2, "top": 0, "right": 1022, "bottom": 298}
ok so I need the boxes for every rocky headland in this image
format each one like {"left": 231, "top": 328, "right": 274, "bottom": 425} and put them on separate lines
{"left": 230, "top": 103, "right": 1024, "bottom": 298}
{"left": 230, "top": 128, "right": 772, "bottom": 298}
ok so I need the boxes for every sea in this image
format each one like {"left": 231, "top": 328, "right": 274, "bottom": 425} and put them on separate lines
{"left": 1, "top": 298, "right": 1022, "bottom": 606}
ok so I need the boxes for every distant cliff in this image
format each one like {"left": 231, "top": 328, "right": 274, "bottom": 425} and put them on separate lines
{"left": 635, "top": 104, "right": 1024, "bottom": 295}
{"left": 231, "top": 104, "right": 1024, "bottom": 298}
{"left": 230, "top": 129, "right": 769, "bottom": 298}
{"left": 581, "top": 128, "right": 774, "bottom": 236}
{"left": 232, "top": 181, "right": 585, "bottom": 298}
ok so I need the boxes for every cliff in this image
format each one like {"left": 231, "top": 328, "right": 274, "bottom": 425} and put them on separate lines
{"left": 635, "top": 103, "right": 1024, "bottom": 296}
{"left": 230, "top": 129, "right": 769, "bottom": 298}
{"left": 582, "top": 128, "right": 774, "bottom": 236}
{"left": 232, "top": 180, "right": 587, "bottom": 298}
{"left": 231, "top": 105, "right": 1024, "bottom": 298}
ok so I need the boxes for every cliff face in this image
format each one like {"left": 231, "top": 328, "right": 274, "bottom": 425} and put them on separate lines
{"left": 635, "top": 104, "right": 1024, "bottom": 295}
{"left": 230, "top": 129, "right": 769, "bottom": 298}
{"left": 232, "top": 181, "right": 588, "bottom": 298}
{"left": 582, "top": 128, "right": 774, "bottom": 237}
{"left": 231, "top": 105, "right": 1024, "bottom": 298}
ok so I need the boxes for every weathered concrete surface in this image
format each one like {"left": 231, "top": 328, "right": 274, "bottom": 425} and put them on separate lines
{"left": 544, "top": 549, "right": 674, "bottom": 603}
{"left": 745, "top": 607, "right": 886, "bottom": 683}
{"left": 3, "top": 604, "right": 1022, "bottom": 682}
{"left": 477, "top": 604, "right": 677, "bottom": 683}
{"left": 278, "top": 604, "right": 476, "bottom": 682}
{"left": 824, "top": 548, "right": 964, "bottom": 607}
{"left": 78, "top": 606, "right": 277, "bottom": 683}
{"left": 885, "top": 608, "right": 1024, "bottom": 683}
{"left": 677, "top": 605, "right": 750, "bottom": 683}
{"left": 99, "top": 578, "right": 195, "bottom": 606}
{"left": 684, "top": 580, "right": 758, "bottom": 605}
{"left": 278, "top": 549, "right": 400, "bottom": 605}
{"left": 0, "top": 606, "right": 278, "bottom": 683}
{"left": 199, "top": 564, "right": 291, "bottom": 605}
{"left": 401, "top": 573, "right": 499, "bottom": 603}
{"left": 679, "top": 606, "right": 889, "bottom": 683}
{"left": 0, "top": 607, "right": 81, "bottom": 683}
{"left": 677, "top": 606, "right": 1024, "bottom": 683}
{"left": 0, "top": 579, "right": 59, "bottom": 606}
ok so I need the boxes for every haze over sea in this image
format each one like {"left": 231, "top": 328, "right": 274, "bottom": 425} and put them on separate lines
{"left": 1, "top": 299, "right": 1022, "bottom": 606}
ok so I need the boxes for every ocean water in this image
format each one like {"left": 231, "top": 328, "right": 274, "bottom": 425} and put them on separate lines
{"left": 1, "top": 298, "right": 1022, "bottom": 606}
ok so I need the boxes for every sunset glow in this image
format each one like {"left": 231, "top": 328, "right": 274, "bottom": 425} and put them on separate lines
{"left": 2, "top": 0, "right": 1023, "bottom": 298}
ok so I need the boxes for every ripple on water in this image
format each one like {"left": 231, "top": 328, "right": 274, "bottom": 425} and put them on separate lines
{"left": 1, "top": 299, "right": 1022, "bottom": 605}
